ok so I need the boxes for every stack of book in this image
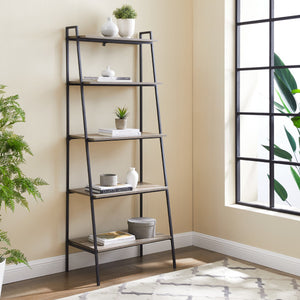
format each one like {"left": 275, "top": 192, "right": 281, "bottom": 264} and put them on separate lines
{"left": 98, "top": 128, "right": 141, "bottom": 137}
{"left": 83, "top": 76, "right": 132, "bottom": 83}
{"left": 88, "top": 231, "right": 135, "bottom": 246}
{"left": 85, "top": 184, "right": 133, "bottom": 194}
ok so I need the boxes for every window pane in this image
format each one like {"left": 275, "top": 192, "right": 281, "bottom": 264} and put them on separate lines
{"left": 274, "top": 116, "right": 299, "bottom": 162}
{"left": 275, "top": 19, "right": 300, "bottom": 66}
{"left": 274, "top": 0, "right": 300, "bottom": 18}
{"left": 240, "top": 23, "right": 269, "bottom": 68}
{"left": 274, "top": 163, "right": 300, "bottom": 212}
{"left": 240, "top": 116, "right": 269, "bottom": 159}
{"left": 240, "top": 0, "right": 269, "bottom": 22}
{"left": 239, "top": 70, "right": 269, "bottom": 113}
{"left": 240, "top": 160, "right": 269, "bottom": 206}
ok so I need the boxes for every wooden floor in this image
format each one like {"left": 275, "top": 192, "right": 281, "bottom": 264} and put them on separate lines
{"left": 2, "top": 246, "right": 298, "bottom": 300}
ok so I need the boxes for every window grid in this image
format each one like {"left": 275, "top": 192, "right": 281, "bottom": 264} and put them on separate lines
{"left": 235, "top": 0, "right": 300, "bottom": 215}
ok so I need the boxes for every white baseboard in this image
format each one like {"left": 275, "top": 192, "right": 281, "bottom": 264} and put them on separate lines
{"left": 4, "top": 231, "right": 300, "bottom": 284}
{"left": 3, "top": 232, "right": 193, "bottom": 284}
{"left": 193, "top": 232, "right": 300, "bottom": 277}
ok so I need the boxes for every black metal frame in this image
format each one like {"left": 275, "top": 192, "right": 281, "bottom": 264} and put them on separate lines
{"left": 235, "top": 1, "right": 300, "bottom": 216}
{"left": 65, "top": 26, "right": 176, "bottom": 286}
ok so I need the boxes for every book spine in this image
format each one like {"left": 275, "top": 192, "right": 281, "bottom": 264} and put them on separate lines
{"left": 99, "top": 187, "right": 133, "bottom": 194}
{"left": 85, "top": 187, "right": 133, "bottom": 194}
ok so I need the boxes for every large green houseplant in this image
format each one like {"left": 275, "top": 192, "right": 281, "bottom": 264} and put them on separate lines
{"left": 0, "top": 84, "right": 47, "bottom": 267}
{"left": 263, "top": 54, "right": 300, "bottom": 205}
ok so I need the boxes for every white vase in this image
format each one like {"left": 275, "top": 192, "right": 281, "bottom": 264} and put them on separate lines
{"left": 0, "top": 259, "right": 5, "bottom": 297}
{"left": 101, "top": 66, "right": 115, "bottom": 77}
{"left": 117, "top": 19, "right": 135, "bottom": 38}
{"left": 101, "top": 17, "right": 118, "bottom": 37}
{"left": 126, "top": 167, "right": 138, "bottom": 188}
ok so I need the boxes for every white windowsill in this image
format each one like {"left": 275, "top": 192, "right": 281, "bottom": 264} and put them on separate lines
{"left": 225, "top": 203, "right": 300, "bottom": 222}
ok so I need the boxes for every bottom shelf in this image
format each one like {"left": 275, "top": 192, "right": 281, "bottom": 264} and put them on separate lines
{"left": 69, "top": 234, "right": 172, "bottom": 254}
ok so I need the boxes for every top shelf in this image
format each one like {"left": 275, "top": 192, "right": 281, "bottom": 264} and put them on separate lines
{"left": 67, "top": 35, "right": 155, "bottom": 45}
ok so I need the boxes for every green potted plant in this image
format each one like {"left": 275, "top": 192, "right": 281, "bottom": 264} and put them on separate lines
{"left": 115, "top": 106, "right": 128, "bottom": 129}
{"left": 113, "top": 4, "right": 137, "bottom": 38}
{"left": 0, "top": 85, "right": 47, "bottom": 294}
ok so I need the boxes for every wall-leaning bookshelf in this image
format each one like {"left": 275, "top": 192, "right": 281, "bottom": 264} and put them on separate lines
{"left": 65, "top": 26, "right": 176, "bottom": 286}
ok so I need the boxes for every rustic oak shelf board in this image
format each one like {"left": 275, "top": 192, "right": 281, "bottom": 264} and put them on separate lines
{"left": 69, "top": 183, "right": 168, "bottom": 199}
{"left": 69, "top": 234, "right": 172, "bottom": 253}
{"left": 68, "top": 35, "right": 155, "bottom": 45}
{"left": 68, "top": 81, "right": 159, "bottom": 87}
{"left": 69, "top": 132, "right": 165, "bottom": 142}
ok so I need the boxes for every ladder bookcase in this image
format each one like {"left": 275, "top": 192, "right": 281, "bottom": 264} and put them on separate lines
{"left": 65, "top": 25, "right": 176, "bottom": 286}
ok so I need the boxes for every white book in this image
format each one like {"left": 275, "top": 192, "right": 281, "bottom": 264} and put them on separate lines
{"left": 85, "top": 184, "right": 133, "bottom": 194}
{"left": 88, "top": 231, "right": 135, "bottom": 246}
{"left": 97, "top": 76, "right": 132, "bottom": 82}
{"left": 83, "top": 76, "right": 132, "bottom": 83}
{"left": 98, "top": 128, "right": 141, "bottom": 137}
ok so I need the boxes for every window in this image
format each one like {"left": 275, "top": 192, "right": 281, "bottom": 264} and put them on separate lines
{"left": 235, "top": 0, "right": 300, "bottom": 215}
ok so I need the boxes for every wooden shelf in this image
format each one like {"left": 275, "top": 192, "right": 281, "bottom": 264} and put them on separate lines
{"left": 68, "top": 35, "right": 155, "bottom": 45}
{"left": 69, "top": 132, "right": 165, "bottom": 142}
{"left": 68, "top": 81, "right": 159, "bottom": 87}
{"left": 70, "top": 182, "right": 167, "bottom": 199}
{"left": 69, "top": 234, "right": 171, "bottom": 253}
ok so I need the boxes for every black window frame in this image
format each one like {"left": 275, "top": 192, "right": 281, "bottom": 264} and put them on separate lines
{"left": 235, "top": 0, "right": 300, "bottom": 216}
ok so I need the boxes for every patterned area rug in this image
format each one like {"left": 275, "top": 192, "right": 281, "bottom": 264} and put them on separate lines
{"left": 60, "top": 258, "right": 300, "bottom": 299}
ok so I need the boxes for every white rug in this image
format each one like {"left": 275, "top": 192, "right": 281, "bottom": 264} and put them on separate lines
{"left": 59, "top": 258, "right": 300, "bottom": 299}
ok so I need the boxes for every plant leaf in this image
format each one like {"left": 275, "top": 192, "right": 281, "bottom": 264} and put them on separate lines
{"left": 274, "top": 53, "right": 297, "bottom": 91}
{"left": 292, "top": 89, "right": 300, "bottom": 94}
{"left": 274, "top": 101, "right": 285, "bottom": 114}
{"left": 290, "top": 166, "right": 300, "bottom": 190}
{"left": 262, "top": 145, "right": 292, "bottom": 160}
{"left": 276, "top": 90, "right": 291, "bottom": 114}
{"left": 274, "top": 72, "right": 297, "bottom": 112}
{"left": 284, "top": 126, "right": 296, "bottom": 152}
{"left": 274, "top": 101, "right": 285, "bottom": 111}
{"left": 291, "top": 116, "right": 300, "bottom": 128}
{"left": 268, "top": 175, "right": 288, "bottom": 201}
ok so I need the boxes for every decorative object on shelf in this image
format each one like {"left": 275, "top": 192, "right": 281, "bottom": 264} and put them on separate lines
{"left": 101, "top": 66, "right": 115, "bottom": 77}
{"left": 115, "top": 106, "right": 128, "bottom": 129}
{"left": 97, "top": 76, "right": 131, "bottom": 82}
{"left": 88, "top": 230, "right": 135, "bottom": 246}
{"left": 126, "top": 167, "right": 139, "bottom": 188}
{"left": 85, "top": 183, "right": 132, "bottom": 194}
{"left": 101, "top": 17, "right": 118, "bottom": 37}
{"left": 100, "top": 173, "right": 117, "bottom": 186}
{"left": 128, "top": 217, "right": 156, "bottom": 239}
{"left": 98, "top": 128, "right": 141, "bottom": 137}
{"left": 0, "top": 85, "right": 48, "bottom": 295}
{"left": 83, "top": 76, "right": 132, "bottom": 83}
{"left": 113, "top": 4, "right": 137, "bottom": 38}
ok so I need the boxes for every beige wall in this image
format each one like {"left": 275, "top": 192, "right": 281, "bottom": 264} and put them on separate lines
{"left": 193, "top": 0, "right": 300, "bottom": 259}
{"left": 0, "top": 0, "right": 193, "bottom": 261}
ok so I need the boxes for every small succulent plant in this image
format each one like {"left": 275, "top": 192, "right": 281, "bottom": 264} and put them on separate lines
{"left": 115, "top": 106, "right": 128, "bottom": 119}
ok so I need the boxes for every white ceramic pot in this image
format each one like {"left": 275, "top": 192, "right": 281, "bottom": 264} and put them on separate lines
{"left": 126, "top": 167, "right": 138, "bottom": 188}
{"left": 101, "top": 17, "right": 118, "bottom": 37}
{"left": 117, "top": 19, "right": 135, "bottom": 38}
{"left": 0, "top": 259, "right": 5, "bottom": 297}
